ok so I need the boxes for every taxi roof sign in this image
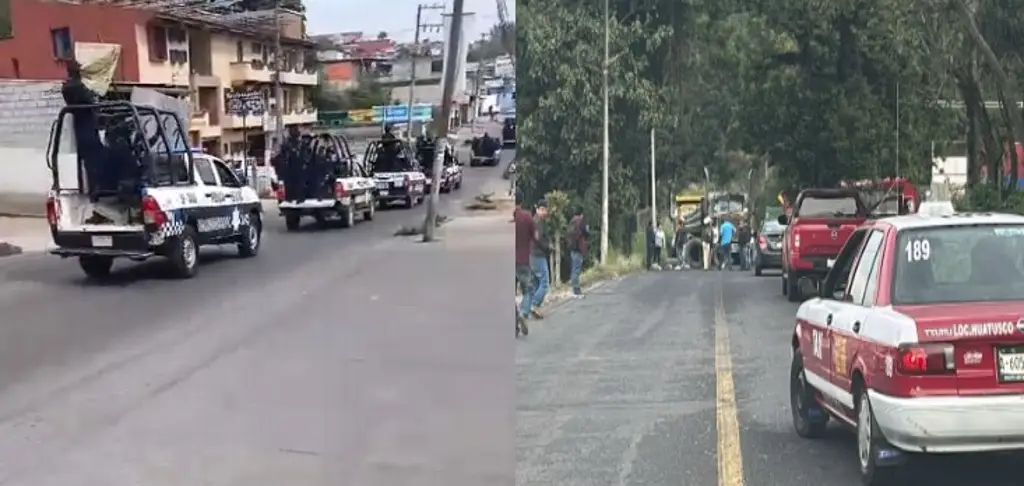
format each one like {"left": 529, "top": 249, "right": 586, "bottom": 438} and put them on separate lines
{"left": 918, "top": 201, "right": 956, "bottom": 217}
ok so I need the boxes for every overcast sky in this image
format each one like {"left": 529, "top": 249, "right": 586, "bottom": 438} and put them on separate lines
{"left": 304, "top": 0, "right": 514, "bottom": 42}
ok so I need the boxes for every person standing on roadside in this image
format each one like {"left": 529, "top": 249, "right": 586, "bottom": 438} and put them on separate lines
{"left": 736, "top": 220, "right": 752, "bottom": 270}
{"left": 719, "top": 217, "right": 736, "bottom": 270}
{"left": 514, "top": 191, "right": 534, "bottom": 334}
{"left": 645, "top": 221, "right": 656, "bottom": 269}
{"left": 653, "top": 223, "right": 665, "bottom": 269}
{"left": 529, "top": 199, "right": 552, "bottom": 318}
{"left": 567, "top": 206, "right": 590, "bottom": 297}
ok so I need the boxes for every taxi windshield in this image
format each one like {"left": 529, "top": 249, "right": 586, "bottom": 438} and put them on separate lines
{"left": 892, "top": 224, "right": 1024, "bottom": 305}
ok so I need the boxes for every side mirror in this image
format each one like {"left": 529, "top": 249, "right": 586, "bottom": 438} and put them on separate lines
{"left": 777, "top": 214, "right": 789, "bottom": 225}
{"left": 797, "top": 277, "right": 819, "bottom": 299}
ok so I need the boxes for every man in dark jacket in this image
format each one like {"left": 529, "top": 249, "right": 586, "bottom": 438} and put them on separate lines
{"left": 513, "top": 190, "right": 534, "bottom": 334}
{"left": 272, "top": 126, "right": 305, "bottom": 201}
{"left": 529, "top": 199, "right": 552, "bottom": 317}
{"left": 62, "top": 60, "right": 107, "bottom": 200}
{"left": 645, "top": 221, "right": 656, "bottom": 269}
{"left": 567, "top": 206, "right": 589, "bottom": 297}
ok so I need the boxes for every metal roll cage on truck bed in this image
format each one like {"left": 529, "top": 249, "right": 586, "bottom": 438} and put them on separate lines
{"left": 45, "top": 100, "right": 264, "bottom": 279}
{"left": 273, "top": 131, "right": 376, "bottom": 231}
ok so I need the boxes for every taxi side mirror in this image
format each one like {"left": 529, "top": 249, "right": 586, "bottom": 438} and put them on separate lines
{"left": 777, "top": 214, "right": 789, "bottom": 225}
{"left": 797, "top": 277, "right": 819, "bottom": 299}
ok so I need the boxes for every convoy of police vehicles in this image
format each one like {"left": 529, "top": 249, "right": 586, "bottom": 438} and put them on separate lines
{"left": 43, "top": 100, "right": 502, "bottom": 280}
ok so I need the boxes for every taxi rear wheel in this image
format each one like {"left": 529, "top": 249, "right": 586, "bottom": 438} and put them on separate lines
{"left": 856, "top": 390, "right": 900, "bottom": 486}
{"left": 790, "top": 352, "right": 828, "bottom": 438}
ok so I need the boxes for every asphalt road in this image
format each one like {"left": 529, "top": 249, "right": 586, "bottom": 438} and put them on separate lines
{"left": 0, "top": 131, "right": 514, "bottom": 485}
{"left": 517, "top": 269, "right": 1024, "bottom": 486}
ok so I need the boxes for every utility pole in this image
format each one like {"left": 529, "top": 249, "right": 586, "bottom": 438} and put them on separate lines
{"left": 650, "top": 128, "right": 656, "bottom": 228}
{"left": 470, "top": 32, "right": 485, "bottom": 134}
{"left": 423, "top": 0, "right": 464, "bottom": 242}
{"left": 407, "top": 3, "right": 446, "bottom": 135}
{"left": 600, "top": 0, "right": 610, "bottom": 264}
{"left": 272, "top": 0, "right": 285, "bottom": 151}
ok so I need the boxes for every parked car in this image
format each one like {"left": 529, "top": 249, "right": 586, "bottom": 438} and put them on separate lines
{"left": 753, "top": 218, "right": 785, "bottom": 276}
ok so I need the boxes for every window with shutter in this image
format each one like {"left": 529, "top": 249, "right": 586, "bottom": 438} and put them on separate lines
{"left": 148, "top": 26, "right": 168, "bottom": 62}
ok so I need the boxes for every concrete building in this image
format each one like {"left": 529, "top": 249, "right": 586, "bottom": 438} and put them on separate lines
{"left": 0, "top": 0, "right": 318, "bottom": 212}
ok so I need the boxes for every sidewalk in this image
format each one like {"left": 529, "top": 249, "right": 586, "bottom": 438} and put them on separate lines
{"left": 0, "top": 216, "right": 49, "bottom": 256}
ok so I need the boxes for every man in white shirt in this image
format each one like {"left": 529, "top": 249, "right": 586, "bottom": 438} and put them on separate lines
{"left": 653, "top": 223, "right": 665, "bottom": 269}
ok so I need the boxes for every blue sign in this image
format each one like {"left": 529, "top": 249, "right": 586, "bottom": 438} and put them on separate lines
{"left": 371, "top": 104, "right": 433, "bottom": 123}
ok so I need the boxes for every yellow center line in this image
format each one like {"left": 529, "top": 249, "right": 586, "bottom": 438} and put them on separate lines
{"left": 715, "top": 282, "right": 745, "bottom": 486}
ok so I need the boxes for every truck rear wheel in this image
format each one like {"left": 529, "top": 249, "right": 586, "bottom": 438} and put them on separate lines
{"left": 284, "top": 213, "right": 301, "bottom": 231}
{"left": 167, "top": 225, "right": 199, "bottom": 279}
{"left": 787, "top": 273, "right": 802, "bottom": 302}
{"left": 363, "top": 196, "right": 375, "bottom": 221}
{"left": 339, "top": 203, "right": 355, "bottom": 228}
{"left": 79, "top": 255, "right": 113, "bottom": 279}
{"left": 684, "top": 240, "right": 703, "bottom": 268}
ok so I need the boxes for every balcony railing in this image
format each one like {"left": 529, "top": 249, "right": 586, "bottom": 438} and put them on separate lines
{"left": 224, "top": 113, "right": 264, "bottom": 129}
{"left": 229, "top": 61, "right": 273, "bottom": 83}
{"left": 280, "top": 66, "right": 318, "bottom": 86}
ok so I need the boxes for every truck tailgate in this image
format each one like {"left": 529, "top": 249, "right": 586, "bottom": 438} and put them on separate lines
{"left": 794, "top": 217, "right": 865, "bottom": 256}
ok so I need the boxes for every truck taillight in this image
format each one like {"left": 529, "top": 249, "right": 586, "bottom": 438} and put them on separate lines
{"left": 45, "top": 196, "right": 59, "bottom": 226}
{"left": 141, "top": 196, "right": 167, "bottom": 226}
{"left": 897, "top": 343, "right": 955, "bottom": 375}
{"left": 758, "top": 235, "right": 767, "bottom": 250}
{"left": 334, "top": 182, "right": 348, "bottom": 199}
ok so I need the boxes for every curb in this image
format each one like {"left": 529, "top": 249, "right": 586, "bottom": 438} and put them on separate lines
{"left": 526, "top": 278, "right": 617, "bottom": 315}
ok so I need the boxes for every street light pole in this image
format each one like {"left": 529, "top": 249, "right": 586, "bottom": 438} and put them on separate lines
{"left": 600, "top": 0, "right": 610, "bottom": 265}
{"left": 650, "top": 127, "right": 656, "bottom": 228}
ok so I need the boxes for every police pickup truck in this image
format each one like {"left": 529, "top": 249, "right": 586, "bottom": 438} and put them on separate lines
{"left": 46, "top": 102, "right": 262, "bottom": 279}
{"left": 273, "top": 132, "right": 375, "bottom": 231}
{"left": 415, "top": 137, "right": 463, "bottom": 193}
{"left": 364, "top": 138, "right": 427, "bottom": 208}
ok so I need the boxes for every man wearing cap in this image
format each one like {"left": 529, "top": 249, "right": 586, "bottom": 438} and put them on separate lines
{"left": 513, "top": 190, "right": 534, "bottom": 334}
{"left": 529, "top": 199, "right": 552, "bottom": 318}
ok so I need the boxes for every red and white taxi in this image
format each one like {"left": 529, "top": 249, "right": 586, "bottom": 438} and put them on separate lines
{"left": 789, "top": 211, "right": 1024, "bottom": 485}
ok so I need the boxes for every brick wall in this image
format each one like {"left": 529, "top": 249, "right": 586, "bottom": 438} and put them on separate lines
{"left": 0, "top": 80, "right": 78, "bottom": 216}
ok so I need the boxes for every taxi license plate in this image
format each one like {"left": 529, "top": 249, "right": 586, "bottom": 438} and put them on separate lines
{"left": 376, "top": 183, "right": 389, "bottom": 190}
{"left": 379, "top": 190, "right": 389, "bottom": 196}
{"left": 91, "top": 236, "right": 113, "bottom": 247}
{"left": 996, "top": 346, "right": 1024, "bottom": 382}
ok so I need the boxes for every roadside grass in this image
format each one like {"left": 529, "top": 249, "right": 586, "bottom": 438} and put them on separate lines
{"left": 579, "top": 250, "right": 644, "bottom": 288}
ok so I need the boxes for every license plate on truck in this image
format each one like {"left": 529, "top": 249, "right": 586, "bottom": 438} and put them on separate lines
{"left": 997, "top": 346, "right": 1024, "bottom": 382}
{"left": 91, "top": 236, "right": 113, "bottom": 247}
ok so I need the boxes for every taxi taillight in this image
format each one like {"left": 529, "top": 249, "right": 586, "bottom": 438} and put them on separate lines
{"left": 334, "top": 182, "right": 349, "bottom": 199}
{"left": 897, "top": 343, "right": 955, "bottom": 375}
{"left": 758, "top": 235, "right": 768, "bottom": 250}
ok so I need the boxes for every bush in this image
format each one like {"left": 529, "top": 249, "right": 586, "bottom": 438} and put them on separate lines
{"left": 954, "top": 185, "right": 1024, "bottom": 214}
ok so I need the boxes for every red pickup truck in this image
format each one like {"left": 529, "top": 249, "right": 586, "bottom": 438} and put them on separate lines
{"left": 778, "top": 188, "right": 868, "bottom": 302}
